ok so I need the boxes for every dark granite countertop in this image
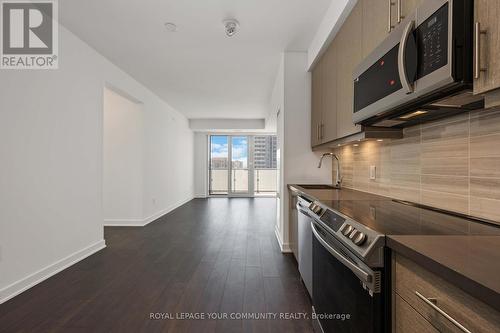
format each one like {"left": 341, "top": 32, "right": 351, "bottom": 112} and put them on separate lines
{"left": 288, "top": 184, "right": 500, "bottom": 311}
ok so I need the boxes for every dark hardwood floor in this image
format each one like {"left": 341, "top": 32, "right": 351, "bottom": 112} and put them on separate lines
{"left": 0, "top": 198, "right": 313, "bottom": 333}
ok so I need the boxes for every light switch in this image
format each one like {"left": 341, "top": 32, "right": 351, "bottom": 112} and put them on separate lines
{"left": 370, "top": 165, "right": 376, "bottom": 180}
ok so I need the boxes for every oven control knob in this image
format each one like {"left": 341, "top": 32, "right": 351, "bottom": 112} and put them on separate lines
{"left": 353, "top": 232, "right": 367, "bottom": 246}
{"left": 309, "top": 203, "right": 323, "bottom": 215}
{"left": 340, "top": 224, "right": 353, "bottom": 236}
{"left": 348, "top": 229, "right": 359, "bottom": 240}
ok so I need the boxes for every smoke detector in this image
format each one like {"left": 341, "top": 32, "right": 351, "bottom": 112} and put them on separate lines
{"left": 164, "top": 22, "right": 178, "bottom": 32}
{"left": 223, "top": 19, "right": 239, "bottom": 37}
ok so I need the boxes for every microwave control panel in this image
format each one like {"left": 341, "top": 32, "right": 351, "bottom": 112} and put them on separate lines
{"left": 416, "top": 3, "right": 449, "bottom": 79}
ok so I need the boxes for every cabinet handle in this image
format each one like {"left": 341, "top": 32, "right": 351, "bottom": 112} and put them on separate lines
{"left": 415, "top": 291, "right": 472, "bottom": 333}
{"left": 474, "top": 22, "right": 487, "bottom": 79}
{"left": 317, "top": 123, "right": 320, "bottom": 141}
{"left": 388, "top": 0, "right": 396, "bottom": 32}
{"left": 320, "top": 123, "right": 324, "bottom": 140}
{"left": 397, "top": 0, "right": 404, "bottom": 23}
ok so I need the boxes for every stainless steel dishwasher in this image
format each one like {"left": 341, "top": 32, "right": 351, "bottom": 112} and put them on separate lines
{"left": 296, "top": 196, "right": 313, "bottom": 297}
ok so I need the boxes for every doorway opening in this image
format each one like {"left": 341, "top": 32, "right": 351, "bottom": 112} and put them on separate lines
{"left": 209, "top": 135, "right": 277, "bottom": 197}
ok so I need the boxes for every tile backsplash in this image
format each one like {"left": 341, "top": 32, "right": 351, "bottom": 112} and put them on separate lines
{"left": 333, "top": 107, "right": 500, "bottom": 224}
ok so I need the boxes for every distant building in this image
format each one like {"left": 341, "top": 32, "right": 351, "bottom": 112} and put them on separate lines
{"left": 232, "top": 160, "right": 244, "bottom": 169}
{"left": 211, "top": 136, "right": 277, "bottom": 170}
{"left": 211, "top": 158, "right": 244, "bottom": 169}
{"left": 253, "top": 136, "right": 277, "bottom": 169}
{"left": 211, "top": 157, "right": 228, "bottom": 169}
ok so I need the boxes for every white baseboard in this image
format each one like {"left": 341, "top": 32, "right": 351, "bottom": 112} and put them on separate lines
{"left": 104, "top": 196, "right": 195, "bottom": 227}
{"left": 103, "top": 218, "right": 144, "bottom": 227}
{"left": 0, "top": 239, "right": 106, "bottom": 304}
{"left": 274, "top": 225, "right": 292, "bottom": 253}
{"left": 142, "top": 196, "right": 194, "bottom": 226}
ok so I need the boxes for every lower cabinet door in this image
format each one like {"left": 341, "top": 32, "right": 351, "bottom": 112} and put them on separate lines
{"left": 395, "top": 294, "right": 438, "bottom": 333}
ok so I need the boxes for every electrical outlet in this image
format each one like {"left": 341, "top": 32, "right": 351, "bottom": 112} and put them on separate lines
{"left": 370, "top": 165, "right": 376, "bottom": 180}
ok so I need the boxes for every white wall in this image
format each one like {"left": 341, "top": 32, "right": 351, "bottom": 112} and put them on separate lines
{"left": 141, "top": 95, "right": 194, "bottom": 222}
{"left": 270, "top": 55, "right": 286, "bottom": 248}
{"left": 307, "top": 0, "right": 357, "bottom": 70}
{"left": 103, "top": 88, "right": 144, "bottom": 222}
{"left": 189, "top": 119, "right": 265, "bottom": 131}
{"left": 270, "top": 52, "right": 332, "bottom": 252}
{"left": 194, "top": 133, "right": 208, "bottom": 198}
{"left": 0, "top": 24, "right": 194, "bottom": 303}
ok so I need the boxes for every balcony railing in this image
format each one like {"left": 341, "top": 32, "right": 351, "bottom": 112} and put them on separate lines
{"left": 210, "top": 168, "right": 277, "bottom": 194}
{"left": 254, "top": 169, "right": 277, "bottom": 193}
{"left": 210, "top": 169, "right": 229, "bottom": 194}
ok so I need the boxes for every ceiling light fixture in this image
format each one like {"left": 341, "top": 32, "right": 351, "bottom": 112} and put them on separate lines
{"left": 223, "top": 19, "right": 239, "bottom": 37}
{"left": 164, "top": 22, "right": 178, "bottom": 32}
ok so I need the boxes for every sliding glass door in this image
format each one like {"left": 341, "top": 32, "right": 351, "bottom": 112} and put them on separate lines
{"left": 209, "top": 135, "right": 277, "bottom": 197}
{"left": 209, "top": 136, "right": 229, "bottom": 195}
{"left": 253, "top": 135, "right": 278, "bottom": 196}
{"left": 230, "top": 136, "right": 250, "bottom": 195}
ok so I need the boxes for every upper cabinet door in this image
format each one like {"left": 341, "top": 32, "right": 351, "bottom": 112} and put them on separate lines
{"left": 362, "top": 0, "right": 423, "bottom": 58}
{"left": 401, "top": 0, "right": 423, "bottom": 18}
{"left": 394, "top": 0, "right": 423, "bottom": 28}
{"left": 311, "top": 58, "right": 323, "bottom": 147}
{"left": 474, "top": 0, "right": 500, "bottom": 95}
{"left": 362, "top": 0, "right": 391, "bottom": 57}
{"left": 336, "top": 2, "right": 362, "bottom": 139}
{"left": 321, "top": 42, "right": 338, "bottom": 143}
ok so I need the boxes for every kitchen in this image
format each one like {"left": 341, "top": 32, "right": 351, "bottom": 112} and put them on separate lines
{"left": 288, "top": 0, "right": 500, "bottom": 332}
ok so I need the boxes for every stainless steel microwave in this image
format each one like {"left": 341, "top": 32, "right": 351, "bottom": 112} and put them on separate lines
{"left": 353, "top": 0, "right": 483, "bottom": 128}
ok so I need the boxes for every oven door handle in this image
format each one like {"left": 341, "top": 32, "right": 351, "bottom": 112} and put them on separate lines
{"left": 311, "top": 221, "right": 372, "bottom": 284}
{"left": 398, "top": 19, "right": 415, "bottom": 94}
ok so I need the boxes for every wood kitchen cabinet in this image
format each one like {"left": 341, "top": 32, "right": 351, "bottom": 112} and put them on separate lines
{"left": 311, "top": 41, "right": 337, "bottom": 147}
{"left": 311, "top": 56, "right": 323, "bottom": 147}
{"left": 393, "top": 253, "right": 500, "bottom": 333}
{"left": 362, "top": 0, "right": 391, "bottom": 58}
{"left": 361, "top": 0, "right": 423, "bottom": 57}
{"left": 390, "top": 0, "right": 423, "bottom": 32}
{"left": 473, "top": 0, "right": 500, "bottom": 95}
{"left": 310, "top": 0, "right": 426, "bottom": 148}
{"left": 362, "top": 0, "right": 423, "bottom": 56}
{"left": 400, "top": 0, "right": 423, "bottom": 22}
{"left": 321, "top": 40, "right": 338, "bottom": 143}
{"left": 395, "top": 294, "right": 438, "bottom": 333}
{"left": 336, "top": 1, "right": 362, "bottom": 139}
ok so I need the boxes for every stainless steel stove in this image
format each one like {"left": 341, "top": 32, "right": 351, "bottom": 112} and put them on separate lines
{"left": 309, "top": 200, "right": 386, "bottom": 269}
{"left": 306, "top": 200, "right": 389, "bottom": 333}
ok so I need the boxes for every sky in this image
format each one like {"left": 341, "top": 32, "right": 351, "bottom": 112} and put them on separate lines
{"left": 211, "top": 136, "right": 248, "bottom": 168}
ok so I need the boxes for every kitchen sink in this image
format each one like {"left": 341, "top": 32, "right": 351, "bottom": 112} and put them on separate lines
{"left": 298, "top": 184, "right": 339, "bottom": 190}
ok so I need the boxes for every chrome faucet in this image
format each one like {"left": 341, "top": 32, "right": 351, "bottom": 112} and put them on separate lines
{"left": 318, "top": 153, "right": 342, "bottom": 188}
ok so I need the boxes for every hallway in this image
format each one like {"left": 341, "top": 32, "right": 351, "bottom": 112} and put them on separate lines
{"left": 0, "top": 198, "right": 313, "bottom": 333}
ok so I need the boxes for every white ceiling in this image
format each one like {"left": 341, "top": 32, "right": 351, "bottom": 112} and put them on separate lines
{"left": 59, "top": 0, "right": 332, "bottom": 119}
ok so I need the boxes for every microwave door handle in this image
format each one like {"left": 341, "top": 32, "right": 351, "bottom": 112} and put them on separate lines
{"left": 311, "top": 221, "right": 372, "bottom": 284}
{"left": 398, "top": 20, "right": 415, "bottom": 94}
